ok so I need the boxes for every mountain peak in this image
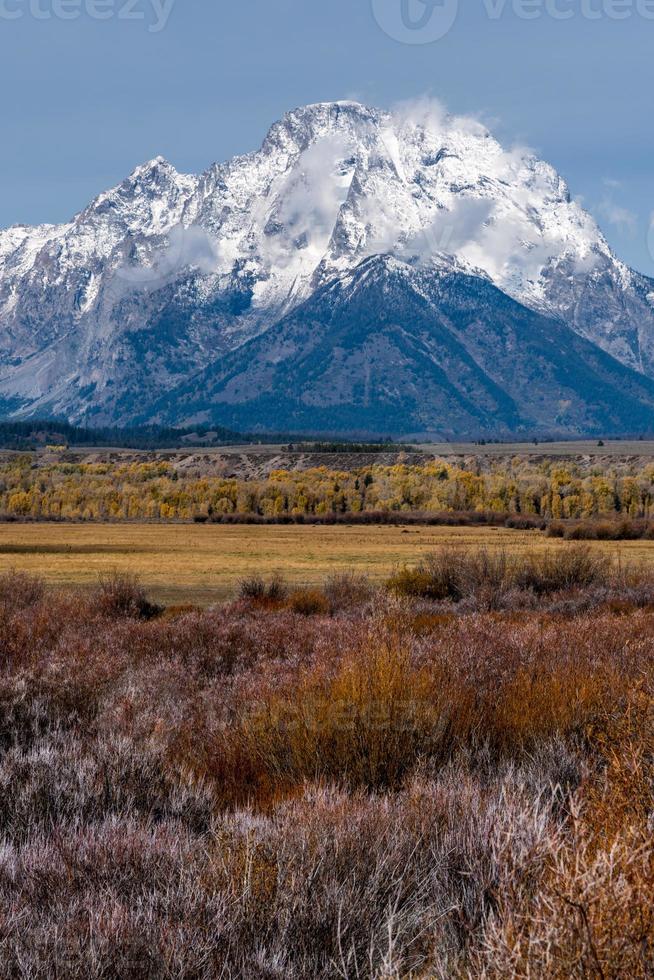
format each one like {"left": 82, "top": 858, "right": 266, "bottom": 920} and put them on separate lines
{"left": 302, "top": 99, "right": 372, "bottom": 112}
{"left": 261, "top": 100, "right": 384, "bottom": 157}
{"left": 125, "top": 155, "right": 183, "bottom": 186}
{"left": 1, "top": 98, "right": 653, "bottom": 430}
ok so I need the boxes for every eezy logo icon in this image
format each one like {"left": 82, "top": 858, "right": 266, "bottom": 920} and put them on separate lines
{"left": 371, "top": 0, "right": 459, "bottom": 43}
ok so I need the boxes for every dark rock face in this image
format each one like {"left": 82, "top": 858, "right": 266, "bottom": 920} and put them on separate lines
{"left": 150, "top": 257, "right": 654, "bottom": 437}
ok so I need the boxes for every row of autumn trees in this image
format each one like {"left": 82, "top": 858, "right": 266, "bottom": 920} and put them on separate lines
{"left": 1, "top": 455, "right": 654, "bottom": 522}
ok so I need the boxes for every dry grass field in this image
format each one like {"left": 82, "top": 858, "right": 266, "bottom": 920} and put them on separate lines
{"left": 3, "top": 521, "right": 654, "bottom": 603}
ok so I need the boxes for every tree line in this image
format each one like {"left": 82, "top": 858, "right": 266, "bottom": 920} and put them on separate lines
{"left": 1, "top": 455, "right": 653, "bottom": 522}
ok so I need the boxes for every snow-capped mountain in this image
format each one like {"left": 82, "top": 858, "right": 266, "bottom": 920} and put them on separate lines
{"left": 1, "top": 99, "right": 653, "bottom": 435}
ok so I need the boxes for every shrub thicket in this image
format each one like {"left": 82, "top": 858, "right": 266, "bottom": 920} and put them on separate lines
{"left": 0, "top": 563, "right": 653, "bottom": 975}
{"left": 387, "top": 543, "right": 616, "bottom": 608}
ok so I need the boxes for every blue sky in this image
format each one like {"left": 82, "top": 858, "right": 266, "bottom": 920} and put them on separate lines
{"left": 1, "top": 0, "right": 652, "bottom": 274}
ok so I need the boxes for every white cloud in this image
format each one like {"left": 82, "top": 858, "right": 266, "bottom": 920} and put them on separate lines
{"left": 597, "top": 198, "right": 637, "bottom": 235}
{"left": 253, "top": 133, "right": 355, "bottom": 275}
{"left": 379, "top": 97, "right": 595, "bottom": 286}
{"left": 116, "top": 224, "right": 220, "bottom": 289}
{"left": 390, "top": 95, "right": 490, "bottom": 140}
{"left": 402, "top": 198, "right": 494, "bottom": 264}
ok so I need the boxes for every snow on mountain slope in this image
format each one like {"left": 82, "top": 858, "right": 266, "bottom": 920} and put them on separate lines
{"left": 0, "top": 99, "right": 653, "bottom": 427}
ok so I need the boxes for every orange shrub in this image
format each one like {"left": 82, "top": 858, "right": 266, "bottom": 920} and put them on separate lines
{"left": 288, "top": 589, "right": 330, "bottom": 616}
